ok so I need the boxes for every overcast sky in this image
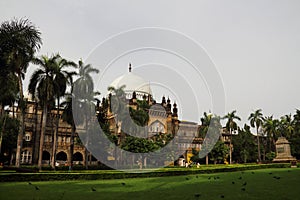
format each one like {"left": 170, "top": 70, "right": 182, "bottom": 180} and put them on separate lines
{"left": 1, "top": 0, "right": 300, "bottom": 126}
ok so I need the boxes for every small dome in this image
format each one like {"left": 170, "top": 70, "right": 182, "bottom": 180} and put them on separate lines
{"left": 110, "top": 71, "right": 152, "bottom": 95}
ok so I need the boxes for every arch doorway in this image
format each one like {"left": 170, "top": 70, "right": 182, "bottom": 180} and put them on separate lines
{"left": 73, "top": 152, "right": 83, "bottom": 165}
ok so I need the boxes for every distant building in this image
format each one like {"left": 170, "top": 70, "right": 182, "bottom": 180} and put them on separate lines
{"left": 8, "top": 63, "right": 231, "bottom": 167}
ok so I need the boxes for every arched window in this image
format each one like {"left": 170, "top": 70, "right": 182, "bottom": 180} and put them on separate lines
{"left": 21, "top": 150, "right": 32, "bottom": 164}
{"left": 56, "top": 151, "right": 67, "bottom": 161}
{"left": 149, "top": 120, "right": 165, "bottom": 133}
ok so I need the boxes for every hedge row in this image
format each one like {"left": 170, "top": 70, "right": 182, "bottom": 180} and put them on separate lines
{"left": 0, "top": 163, "right": 293, "bottom": 182}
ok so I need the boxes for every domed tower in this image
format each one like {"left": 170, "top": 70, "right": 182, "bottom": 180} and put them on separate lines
{"left": 109, "top": 63, "right": 152, "bottom": 100}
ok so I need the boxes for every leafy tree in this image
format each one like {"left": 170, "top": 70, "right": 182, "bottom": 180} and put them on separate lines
{"left": 0, "top": 115, "right": 19, "bottom": 165}
{"left": 0, "top": 18, "right": 42, "bottom": 167}
{"left": 208, "top": 140, "right": 229, "bottom": 164}
{"left": 232, "top": 124, "right": 257, "bottom": 163}
{"left": 248, "top": 109, "right": 263, "bottom": 162}
{"left": 290, "top": 110, "right": 300, "bottom": 159}
{"left": 223, "top": 110, "right": 241, "bottom": 164}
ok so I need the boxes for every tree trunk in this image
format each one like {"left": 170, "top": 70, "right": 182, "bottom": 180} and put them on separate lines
{"left": 51, "top": 98, "right": 60, "bottom": 170}
{"left": 68, "top": 122, "right": 75, "bottom": 170}
{"left": 0, "top": 114, "right": 7, "bottom": 154}
{"left": 15, "top": 74, "right": 25, "bottom": 168}
{"left": 38, "top": 105, "right": 48, "bottom": 170}
{"left": 229, "top": 128, "right": 232, "bottom": 164}
{"left": 33, "top": 106, "right": 42, "bottom": 165}
{"left": 257, "top": 127, "right": 261, "bottom": 162}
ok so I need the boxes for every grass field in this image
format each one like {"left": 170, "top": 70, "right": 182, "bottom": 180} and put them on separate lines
{"left": 1, "top": 168, "right": 299, "bottom": 200}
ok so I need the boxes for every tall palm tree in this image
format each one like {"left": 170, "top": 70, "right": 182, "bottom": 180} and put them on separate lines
{"left": 263, "top": 116, "right": 279, "bottom": 152}
{"left": 61, "top": 94, "right": 76, "bottom": 170}
{"left": 248, "top": 109, "right": 263, "bottom": 163}
{"left": 199, "top": 112, "right": 213, "bottom": 165}
{"left": 0, "top": 18, "right": 42, "bottom": 167}
{"left": 28, "top": 55, "right": 58, "bottom": 170}
{"left": 49, "top": 54, "right": 76, "bottom": 169}
{"left": 73, "top": 60, "right": 99, "bottom": 168}
{"left": 223, "top": 110, "right": 241, "bottom": 164}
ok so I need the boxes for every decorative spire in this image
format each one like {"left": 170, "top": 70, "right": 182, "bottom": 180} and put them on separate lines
{"left": 129, "top": 63, "right": 132, "bottom": 72}
{"left": 173, "top": 102, "right": 178, "bottom": 116}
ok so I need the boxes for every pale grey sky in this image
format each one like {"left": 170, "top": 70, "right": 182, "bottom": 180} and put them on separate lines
{"left": 1, "top": 0, "right": 300, "bottom": 126}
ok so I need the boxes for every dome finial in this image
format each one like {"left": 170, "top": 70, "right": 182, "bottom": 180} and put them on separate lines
{"left": 129, "top": 63, "right": 132, "bottom": 72}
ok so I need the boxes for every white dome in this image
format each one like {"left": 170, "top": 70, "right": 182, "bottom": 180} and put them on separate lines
{"left": 110, "top": 71, "right": 152, "bottom": 95}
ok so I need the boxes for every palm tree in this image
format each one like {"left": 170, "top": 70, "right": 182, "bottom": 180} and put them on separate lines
{"left": 248, "top": 109, "right": 263, "bottom": 163}
{"left": 279, "top": 114, "right": 294, "bottom": 139}
{"left": 199, "top": 112, "right": 212, "bottom": 165}
{"left": 28, "top": 55, "right": 58, "bottom": 170}
{"left": 49, "top": 55, "right": 76, "bottom": 169}
{"left": 223, "top": 110, "right": 241, "bottom": 164}
{"left": 73, "top": 59, "right": 99, "bottom": 97}
{"left": 0, "top": 18, "right": 42, "bottom": 167}
{"left": 263, "top": 116, "right": 280, "bottom": 152}
{"left": 73, "top": 60, "right": 99, "bottom": 168}
{"left": 61, "top": 94, "right": 76, "bottom": 170}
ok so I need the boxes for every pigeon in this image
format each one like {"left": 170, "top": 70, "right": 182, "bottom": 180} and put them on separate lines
{"left": 194, "top": 193, "right": 201, "bottom": 198}
{"left": 91, "top": 187, "right": 96, "bottom": 192}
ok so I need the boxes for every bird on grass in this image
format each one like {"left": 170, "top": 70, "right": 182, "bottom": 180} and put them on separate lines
{"left": 242, "top": 182, "right": 247, "bottom": 186}
{"left": 28, "top": 182, "right": 32, "bottom": 185}
{"left": 194, "top": 193, "right": 201, "bottom": 198}
{"left": 121, "top": 182, "right": 126, "bottom": 186}
{"left": 91, "top": 187, "right": 96, "bottom": 192}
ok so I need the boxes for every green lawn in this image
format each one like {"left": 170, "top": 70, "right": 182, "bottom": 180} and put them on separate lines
{"left": 1, "top": 168, "right": 299, "bottom": 200}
